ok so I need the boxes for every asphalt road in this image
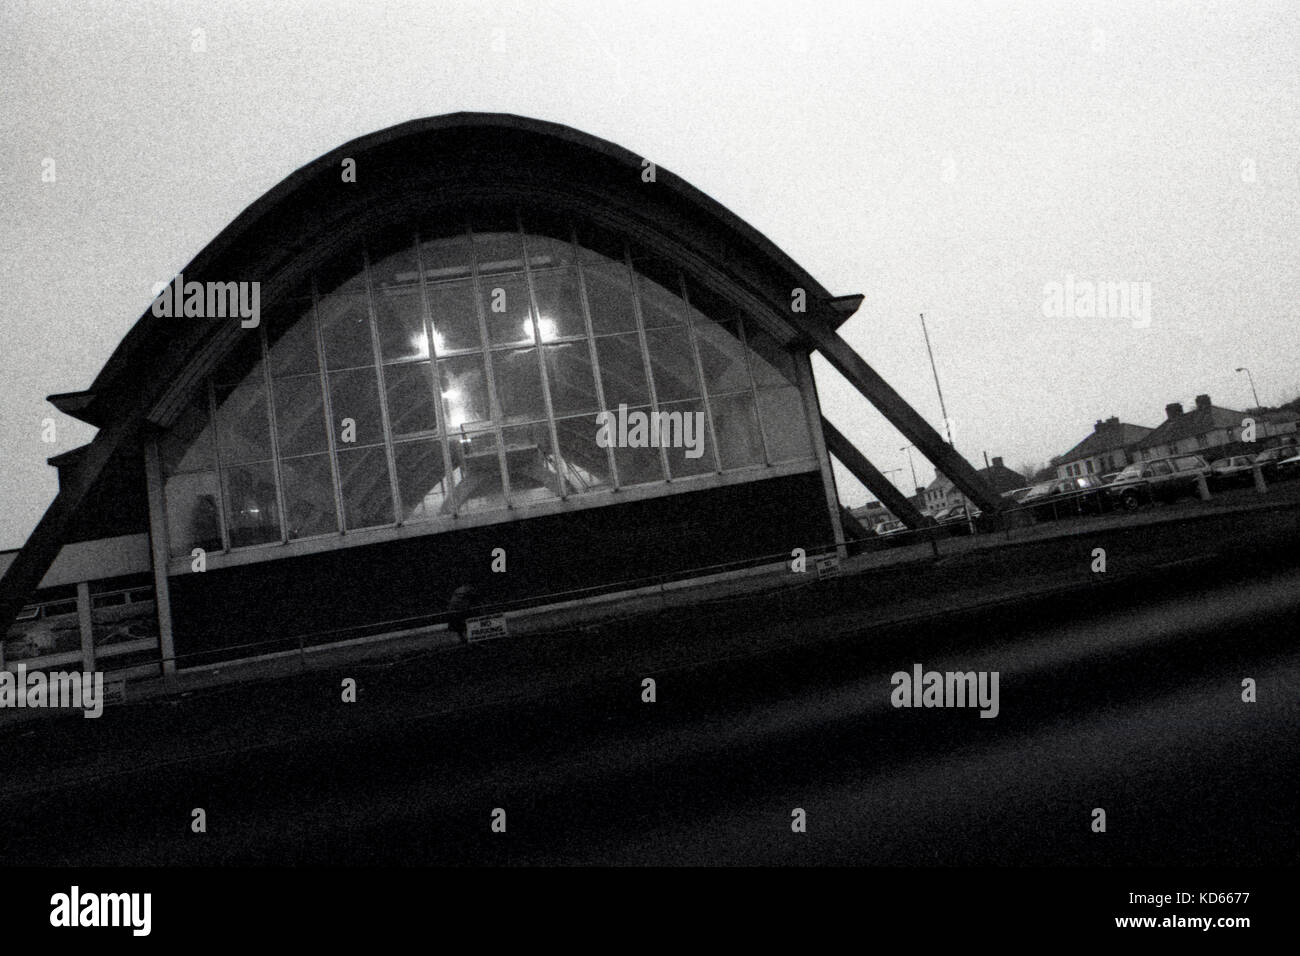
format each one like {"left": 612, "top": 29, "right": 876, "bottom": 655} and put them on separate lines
{"left": 2, "top": 554, "right": 1297, "bottom": 866}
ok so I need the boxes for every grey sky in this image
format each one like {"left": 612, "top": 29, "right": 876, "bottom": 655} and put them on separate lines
{"left": 2, "top": 0, "right": 1297, "bottom": 548}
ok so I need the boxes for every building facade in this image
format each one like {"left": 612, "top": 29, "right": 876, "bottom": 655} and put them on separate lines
{"left": 1132, "top": 395, "right": 1298, "bottom": 461}
{"left": 1, "top": 114, "right": 996, "bottom": 680}
{"left": 923, "top": 457, "right": 1025, "bottom": 513}
{"left": 1054, "top": 416, "right": 1153, "bottom": 479}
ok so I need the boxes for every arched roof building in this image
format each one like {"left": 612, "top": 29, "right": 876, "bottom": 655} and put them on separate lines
{"left": 0, "top": 113, "right": 996, "bottom": 675}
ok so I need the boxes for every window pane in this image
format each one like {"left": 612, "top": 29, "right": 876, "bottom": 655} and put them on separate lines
{"left": 555, "top": 414, "right": 613, "bottom": 494}
{"left": 215, "top": 376, "right": 273, "bottom": 464}
{"left": 745, "top": 326, "right": 798, "bottom": 387}
{"left": 583, "top": 260, "right": 638, "bottom": 334}
{"left": 384, "top": 361, "right": 439, "bottom": 437}
{"left": 503, "top": 422, "right": 561, "bottom": 505}
{"left": 160, "top": 399, "right": 215, "bottom": 475}
{"left": 439, "top": 355, "right": 490, "bottom": 430}
{"left": 530, "top": 268, "right": 587, "bottom": 340}
{"left": 317, "top": 295, "right": 375, "bottom": 370}
{"left": 450, "top": 431, "right": 505, "bottom": 514}
{"left": 328, "top": 367, "right": 384, "bottom": 447}
{"left": 5, "top": 606, "right": 79, "bottom": 660}
{"left": 375, "top": 289, "right": 428, "bottom": 363}
{"left": 473, "top": 229, "right": 524, "bottom": 275}
{"left": 611, "top": 408, "right": 665, "bottom": 486}
{"left": 544, "top": 342, "right": 599, "bottom": 416}
{"left": 595, "top": 333, "right": 649, "bottom": 407}
{"left": 426, "top": 279, "right": 482, "bottom": 353}
{"left": 757, "top": 386, "right": 814, "bottom": 462}
{"left": 222, "top": 461, "right": 281, "bottom": 547}
{"left": 491, "top": 347, "right": 544, "bottom": 423}
{"left": 482, "top": 275, "right": 533, "bottom": 346}
{"left": 164, "top": 471, "right": 223, "bottom": 556}
{"left": 267, "top": 305, "right": 321, "bottom": 378}
{"left": 711, "top": 392, "right": 764, "bottom": 470}
{"left": 369, "top": 242, "right": 421, "bottom": 293}
{"left": 336, "top": 445, "right": 395, "bottom": 529}
{"left": 645, "top": 327, "right": 701, "bottom": 402}
{"left": 280, "top": 453, "right": 338, "bottom": 539}
{"left": 522, "top": 233, "right": 577, "bottom": 272}
{"left": 694, "top": 319, "right": 750, "bottom": 394}
{"left": 420, "top": 232, "right": 475, "bottom": 283}
{"left": 272, "top": 374, "right": 329, "bottom": 458}
{"left": 636, "top": 269, "right": 686, "bottom": 329}
{"left": 660, "top": 399, "right": 714, "bottom": 477}
{"left": 394, "top": 439, "right": 450, "bottom": 521}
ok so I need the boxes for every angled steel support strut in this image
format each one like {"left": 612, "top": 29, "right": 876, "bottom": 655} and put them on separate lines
{"left": 822, "top": 418, "right": 926, "bottom": 529}
{"left": 794, "top": 308, "right": 1002, "bottom": 516}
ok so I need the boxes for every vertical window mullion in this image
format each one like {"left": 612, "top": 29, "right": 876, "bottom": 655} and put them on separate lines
{"left": 678, "top": 275, "right": 722, "bottom": 475}
{"left": 311, "top": 281, "right": 348, "bottom": 533}
{"left": 739, "top": 319, "right": 775, "bottom": 467}
{"left": 467, "top": 222, "right": 507, "bottom": 512}
{"left": 573, "top": 224, "right": 619, "bottom": 490}
{"left": 415, "top": 230, "right": 456, "bottom": 524}
{"left": 519, "top": 215, "right": 567, "bottom": 501}
{"left": 362, "top": 248, "right": 403, "bottom": 527}
{"left": 626, "top": 245, "right": 671, "bottom": 482}
{"left": 258, "top": 323, "right": 290, "bottom": 543}
{"left": 206, "top": 379, "right": 232, "bottom": 552}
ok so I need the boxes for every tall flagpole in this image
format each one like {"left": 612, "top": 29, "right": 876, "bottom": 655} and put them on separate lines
{"left": 921, "top": 314, "right": 953, "bottom": 445}
{"left": 921, "top": 313, "right": 975, "bottom": 533}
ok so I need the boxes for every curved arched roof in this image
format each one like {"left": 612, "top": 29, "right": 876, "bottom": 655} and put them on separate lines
{"left": 1, "top": 113, "right": 870, "bottom": 630}
{"left": 61, "top": 112, "right": 861, "bottom": 427}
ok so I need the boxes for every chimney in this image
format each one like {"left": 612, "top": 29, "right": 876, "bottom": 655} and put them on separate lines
{"left": 992, "top": 456, "right": 1003, "bottom": 469}
{"left": 1195, "top": 394, "right": 1211, "bottom": 410}
{"left": 1165, "top": 402, "right": 1183, "bottom": 420}
{"left": 1107, "top": 416, "right": 1119, "bottom": 425}
{"left": 1094, "top": 419, "right": 1104, "bottom": 431}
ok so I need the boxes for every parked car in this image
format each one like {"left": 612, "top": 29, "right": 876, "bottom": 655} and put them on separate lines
{"left": 936, "top": 503, "right": 981, "bottom": 536}
{"left": 1023, "top": 475, "right": 1108, "bottom": 520}
{"left": 1209, "top": 455, "right": 1259, "bottom": 489}
{"left": 873, "top": 518, "right": 913, "bottom": 548}
{"left": 1105, "top": 454, "right": 1211, "bottom": 510}
{"left": 1015, "top": 481, "right": 1058, "bottom": 506}
{"left": 1275, "top": 451, "right": 1300, "bottom": 482}
{"left": 1252, "top": 444, "right": 1299, "bottom": 481}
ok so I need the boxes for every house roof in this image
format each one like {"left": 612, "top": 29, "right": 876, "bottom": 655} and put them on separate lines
{"left": 1262, "top": 409, "right": 1300, "bottom": 424}
{"left": 1056, "top": 420, "right": 1153, "bottom": 464}
{"left": 1137, "top": 403, "right": 1244, "bottom": 449}
{"left": 925, "top": 464, "right": 1025, "bottom": 497}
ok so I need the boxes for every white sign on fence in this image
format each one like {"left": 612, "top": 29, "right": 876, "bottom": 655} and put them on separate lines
{"left": 466, "top": 614, "right": 509, "bottom": 643}
{"left": 815, "top": 555, "right": 841, "bottom": 579}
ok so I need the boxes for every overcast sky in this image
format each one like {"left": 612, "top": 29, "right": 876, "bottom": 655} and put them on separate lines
{"left": 2, "top": 0, "right": 1297, "bottom": 547}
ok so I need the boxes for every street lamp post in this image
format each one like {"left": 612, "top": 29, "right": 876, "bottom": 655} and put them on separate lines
{"left": 899, "top": 445, "right": 920, "bottom": 495}
{"left": 1235, "top": 367, "right": 1262, "bottom": 411}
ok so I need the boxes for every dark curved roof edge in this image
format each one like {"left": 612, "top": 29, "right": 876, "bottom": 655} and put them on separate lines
{"left": 78, "top": 112, "right": 859, "bottom": 415}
